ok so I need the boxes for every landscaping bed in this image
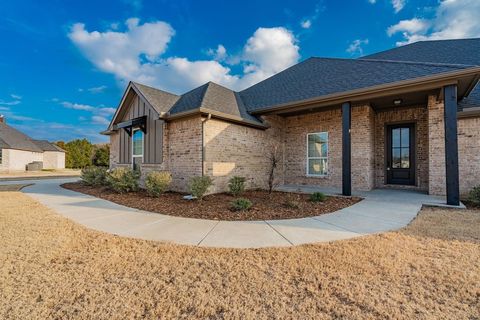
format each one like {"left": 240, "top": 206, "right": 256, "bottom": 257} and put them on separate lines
{"left": 61, "top": 182, "right": 361, "bottom": 220}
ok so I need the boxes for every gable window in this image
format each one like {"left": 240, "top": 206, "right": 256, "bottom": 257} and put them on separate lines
{"left": 132, "top": 128, "right": 144, "bottom": 170}
{"left": 307, "top": 132, "right": 328, "bottom": 176}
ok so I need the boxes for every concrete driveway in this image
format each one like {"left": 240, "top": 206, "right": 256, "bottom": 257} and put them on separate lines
{"left": 5, "top": 178, "right": 461, "bottom": 248}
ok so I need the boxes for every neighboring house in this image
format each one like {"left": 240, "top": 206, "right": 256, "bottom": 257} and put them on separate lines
{"left": 103, "top": 38, "right": 480, "bottom": 206}
{"left": 0, "top": 117, "right": 65, "bottom": 172}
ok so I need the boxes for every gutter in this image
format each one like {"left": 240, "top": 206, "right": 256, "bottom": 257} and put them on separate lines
{"left": 249, "top": 67, "right": 480, "bottom": 115}
{"left": 458, "top": 107, "right": 480, "bottom": 119}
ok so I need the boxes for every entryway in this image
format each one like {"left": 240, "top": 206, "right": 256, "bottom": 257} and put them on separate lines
{"left": 386, "top": 123, "right": 415, "bottom": 186}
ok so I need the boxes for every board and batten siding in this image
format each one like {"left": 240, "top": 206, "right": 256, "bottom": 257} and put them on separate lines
{"left": 118, "top": 94, "right": 163, "bottom": 164}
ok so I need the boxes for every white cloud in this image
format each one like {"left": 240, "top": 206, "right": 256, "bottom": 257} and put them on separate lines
{"left": 206, "top": 44, "right": 227, "bottom": 61}
{"left": 79, "top": 85, "right": 108, "bottom": 94}
{"left": 387, "top": 18, "right": 429, "bottom": 36}
{"left": 388, "top": 0, "right": 480, "bottom": 45}
{"left": 0, "top": 94, "right": 21, "bottom": 106}
{"left": 346, "top": 39, "right": 369, "bottom": 56}
{"left": 391, "top": 0, "right": 406, "bottom": 13}
{"left": 59, "top": 101, "right": 116, "bottom": 126}
{"left": 69, "top": 19, "right": 300, "bottom": 93}
{"left": 91, "top": 115, "right": 110, "bottom": 125}
{"left": 301, "top": 19, "right": 312, "bottom": 29}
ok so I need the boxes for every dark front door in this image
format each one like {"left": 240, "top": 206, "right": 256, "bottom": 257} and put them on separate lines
{"left": 386, "top": 124, "right": 415, "bottom": 185}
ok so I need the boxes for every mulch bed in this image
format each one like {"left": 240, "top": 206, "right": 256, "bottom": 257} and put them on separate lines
{"left": 61, "top": 182, "right": 361, "bottom": 221}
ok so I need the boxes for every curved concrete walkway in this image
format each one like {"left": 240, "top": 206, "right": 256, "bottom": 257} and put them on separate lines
{"left": 8, "top": 178, "right": 458, "bottom": 248}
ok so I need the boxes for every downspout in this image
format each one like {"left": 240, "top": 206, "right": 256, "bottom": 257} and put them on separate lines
{"left": 201, "top": 113, "right": 212, "bottom": 176}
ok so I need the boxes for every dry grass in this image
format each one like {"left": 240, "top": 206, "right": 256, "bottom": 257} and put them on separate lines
{"left": 0, "top": 184, "right": 32, "bottom": 191}
{"left": 0, "top": 192, "right": 479, "bottom": 319}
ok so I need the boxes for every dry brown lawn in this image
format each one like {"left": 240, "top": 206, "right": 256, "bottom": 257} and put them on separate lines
{"left": 1, "top": 192, "right": 479, "bottom": 319}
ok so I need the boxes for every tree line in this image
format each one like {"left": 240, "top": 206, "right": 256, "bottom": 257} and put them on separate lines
{"left": 55, "top": 139, "right": 110, "bottom": 169}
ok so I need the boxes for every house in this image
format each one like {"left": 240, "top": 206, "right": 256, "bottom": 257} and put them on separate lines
{"left": 0, "top": 116, "right": 65, "bottom": 172}
{"left": 103, "top": 38, "right": 480, "bottom": 206}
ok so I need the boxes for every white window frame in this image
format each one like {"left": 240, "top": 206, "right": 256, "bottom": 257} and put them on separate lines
{"left": 132, "top": 128, "right": 144, "bottom": 169}
{"left": 306, "top": 132, "right": 328, "bottom": 177}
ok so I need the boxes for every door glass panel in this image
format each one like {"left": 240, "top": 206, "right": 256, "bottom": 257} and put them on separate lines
{"left": 392, "top": 129, "right": 400, "bottom": 148}
{"left": 401, "top": 148, "right": 410, "bottom": 168}
{"left": 392, "top": 148, "right": 401, "bottom": 168}
{"left": 401, "top": 128, "right": 410, "bottom": 147}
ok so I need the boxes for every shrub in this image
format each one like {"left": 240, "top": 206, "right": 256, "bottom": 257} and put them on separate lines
{"left": 284, "top": 194, "right": 301, "bottom": 209}
{"left": 231, "top": 198, "right": 252, "bottom": 211}
{"left": 145, "top": 171, "right": 172, "bottom": 197}
{"left": 310, "top": 192, "right": 327, "bottom": 203}
{"left": 228, "top": 176, "right": 246, "bottom": 197}
{"left": 81, "top": 166, "right": 108, "bottom": 186}
{"left": 189, "top": 176, "right": 213, "bottom": 200}
{"left": 106, "top": 167, "right": 139, "bottom": 193}
{"left": 468, "top": 185, "right": 480, "bottom": 205}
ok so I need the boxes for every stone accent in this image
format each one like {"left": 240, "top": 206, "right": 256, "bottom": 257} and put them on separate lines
{"left": 203, "top": 115, "right": 285, "bottom": 193}
{"left": 427, "top": 95, "right": 446, "bottom": 195}
{"left": 374, "top": 105, "right": 429, "bottom": 191}
{"left": 458, "top": 116, "right": 480, "bottom": 196}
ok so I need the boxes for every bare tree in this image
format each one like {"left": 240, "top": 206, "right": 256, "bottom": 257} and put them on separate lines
{"left": 267, "top": 144, "right": 280, "bottom": 194}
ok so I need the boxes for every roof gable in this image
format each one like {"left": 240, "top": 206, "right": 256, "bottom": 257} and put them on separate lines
{"left": 0, "top": 122, "right": 43, "bottom": 152}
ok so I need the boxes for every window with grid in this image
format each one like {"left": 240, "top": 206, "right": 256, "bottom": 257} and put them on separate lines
{"left": 307, "top": 132, "right": 328, "bottom": 176}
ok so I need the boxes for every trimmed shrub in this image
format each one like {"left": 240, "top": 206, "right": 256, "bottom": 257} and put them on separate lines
{"left": 468, "top": 185, "right": 480, "bottom": 205}
{"left": 231, "top": 198, "right": 252, "bottom": 211}
{"left": 310, "top": 192, "right": 327, "bottom": 203}
{"left": 81, "top": 166, "right": 108, "bottom": 186}
{"left": 145, "top": 171, "right": 172, "bottom": 197}
{"left": 189, "top": 176, "right": 213, "bottom": 200}
{"left": 107, "top": 167, "right": 139, "bottom": 193}
{"left": 228, "top": 176, "right": 246, "bottom": 197}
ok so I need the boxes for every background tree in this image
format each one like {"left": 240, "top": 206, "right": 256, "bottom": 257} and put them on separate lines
{"left": 64, "top": 139, "right": 94, "bottom": 169}
{"left": 92, "top": 144, "right": 110, "bottom": 167}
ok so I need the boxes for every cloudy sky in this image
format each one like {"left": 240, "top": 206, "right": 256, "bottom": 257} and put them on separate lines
{"left": 0, "top": 0, "right": 479, "bottom": 142}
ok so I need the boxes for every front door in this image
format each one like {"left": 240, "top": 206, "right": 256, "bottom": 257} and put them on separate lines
{"left": 386, "top": 124, "right": 415, "bottom": 185}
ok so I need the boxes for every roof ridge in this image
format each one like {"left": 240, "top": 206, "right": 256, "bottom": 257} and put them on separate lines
{"left": 132, "top": 81, "right": 179, "bottom": 97}
{"left": 357, "top": 58, "right": 476, "bottom": 68}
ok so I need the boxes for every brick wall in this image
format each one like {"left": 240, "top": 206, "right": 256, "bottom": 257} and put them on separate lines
{"left": 167, "top": 116, "right": 203, "bottom": 192}
{"left": 427, "top": 95, "right": 446, "bottom": 195}
{"left": 374, "top": 105, "right": 429, "bottom": 191}
{"left": 458, "top": 116, "right": 480, "bottom": 196}
{"left": 203, "top": 115, "right": 285, "bottom": 193}
{"left": 283, "top": 104, "right": 375, "bottom": 191}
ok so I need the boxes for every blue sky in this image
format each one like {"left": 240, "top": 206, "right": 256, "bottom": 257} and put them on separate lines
{"left": 0, "top": 0, "right": 478, "bottom": 143}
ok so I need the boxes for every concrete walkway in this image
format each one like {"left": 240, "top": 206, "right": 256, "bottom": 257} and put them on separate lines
{"left": 7, "top": 178, "right": 461, "bottom": 248}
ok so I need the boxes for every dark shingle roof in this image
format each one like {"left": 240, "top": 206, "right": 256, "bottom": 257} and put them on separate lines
{"left": 133, "top": 82, "right": 180, "bottom": 114}
{"left": 32, "top": 140, "right": 65, "bottom": 152}
{"left": 169, "top": 82, "right": 261, "bottom": 123}
{"left": 239, "top": 57, "right": 472, "bottom": 112}
{"left": 0, "top": 122, "right": 43, "bottom": 152}
{"left": 362, "top": 38, "right": 480, "bottom": 110}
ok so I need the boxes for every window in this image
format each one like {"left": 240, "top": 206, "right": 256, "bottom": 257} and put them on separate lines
{"left": 132, "top": 128, "right": 144, "bottom": 170}
{"left": 392, "top": 127, "right": 410, "bottom": 169}
{"left": 307, "top": 132, "right": 328, "bottom": 176}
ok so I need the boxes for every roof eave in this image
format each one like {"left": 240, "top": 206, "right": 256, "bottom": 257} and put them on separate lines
{"left": 164, "top": 108, "right": 268, "bottom": 129}
{"left": 250, "top": 67, "right": 480, "bottom": 115}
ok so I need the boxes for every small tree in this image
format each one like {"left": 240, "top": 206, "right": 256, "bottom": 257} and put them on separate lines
{"left": 92, "top": 144, "right": 110, "bottom": 167}
{"left": 267, "top": 144, "right": 280, "bottom": 194}
{"left": 64, "top": 139, "right": 94, "bottom": 169}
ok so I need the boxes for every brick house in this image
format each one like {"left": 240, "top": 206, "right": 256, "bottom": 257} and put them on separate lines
{"left": 103, "top": 38, "right": 480, "bottom": 206}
